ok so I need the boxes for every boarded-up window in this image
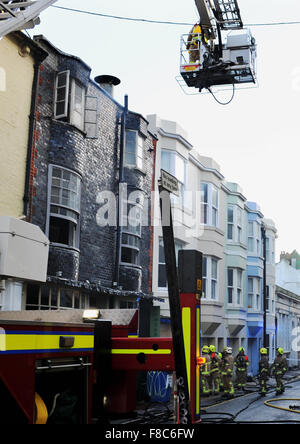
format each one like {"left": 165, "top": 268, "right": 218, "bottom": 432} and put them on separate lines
{"left": 85, "top": 96, "right": 99, "bottom": 138}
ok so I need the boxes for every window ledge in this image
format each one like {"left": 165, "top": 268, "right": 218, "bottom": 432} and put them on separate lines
{"left": 50, "top": 242, "right": 80, "bottom": 253}
{"left": 227, "top": 240, "right": 248, "bottom": 250}
{"left": 203, "top": 225, "right": 225, "bottom": 236}
{"left": 125, "top": 165, "right": 146, "bottom": 176}
{"left": 52, "top": 118, "right": 87, "bottom": 137}
{"left": 201, "top": 299, "right": 223, "bottom": 307}
{"left": 120, "top": 262, "right": 142, "bottom": 270}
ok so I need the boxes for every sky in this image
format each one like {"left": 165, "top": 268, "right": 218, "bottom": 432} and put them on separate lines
{"left": 27, "top": 0, "right": 300, "bottom": 260}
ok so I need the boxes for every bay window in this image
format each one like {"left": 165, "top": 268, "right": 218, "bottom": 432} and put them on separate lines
{"left": 47, "top": 165, "right": 81, "bottom": 249}
{"left": 125, "top": 130, "right": 144, "bottom": 170}
{"left": 227, "top": 205, "right": 243, "bottom": 242}
{"left": 248, "top": 277, "right": 261, "bottom": 310}
{"left": 121, "top": 194, "right": 143, "bottom": 266}
{"left": 248, "top": 220, "right": 261, "bottom": 255}
{"left": 202, "top": 256, "right": 219, "bottom": 300}
{"left": 158, "top": 238, "right": 184, "bottom": 288}
{"left": 161, "top": 150, "right": 186, "bottom": 207}
{"left": 227, "top": 268, "right": 243, "bottom": 306}
{"left": 201, "top": 182, "right": 219, "bottom": 227}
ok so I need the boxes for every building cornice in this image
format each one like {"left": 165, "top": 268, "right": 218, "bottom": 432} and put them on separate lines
{"left": 189, "top": 154, "right": 224, "bottom": 180}
{"left": 221, "top": 183, "right": 247, "bottom": 201}
{"left": 276, "top": 285, "right": 300, "bottom": 301}
{"left": 157, "top": 128, "right": 193, "bottom": 150}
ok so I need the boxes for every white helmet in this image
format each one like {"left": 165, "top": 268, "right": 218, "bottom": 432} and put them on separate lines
{"left": 226, "top": 346, "right": 233, "bottom": 354}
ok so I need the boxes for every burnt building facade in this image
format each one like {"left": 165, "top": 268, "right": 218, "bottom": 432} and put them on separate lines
{"left": 24, "top": 35, "right": 156, "bottom": 310}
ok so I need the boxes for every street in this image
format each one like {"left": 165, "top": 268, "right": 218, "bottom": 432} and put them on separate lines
{"left": 201, "top": 377, "right": 300, "bottom": 424}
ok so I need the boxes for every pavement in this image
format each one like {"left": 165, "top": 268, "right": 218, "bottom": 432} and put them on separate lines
{"left": 107, "top": 369, "right": 300, "bottom": 425}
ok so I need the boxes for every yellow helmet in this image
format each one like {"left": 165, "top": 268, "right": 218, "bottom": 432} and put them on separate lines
{"left": 209, "top": 345, "right": 215, "bottom": 353}
{"left": 202, "top": 345, "right": 209, "bottom": 354}
{"left": 260, "top": 347, "right": 268, "bottom": 355}
{"left": 277, "top": 347, "right": 284, "bottom": 355}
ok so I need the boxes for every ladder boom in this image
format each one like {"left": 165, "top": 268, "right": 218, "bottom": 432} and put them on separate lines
{"left": 0, "top": 0, "right": 57, "bottom": 37}
{"left": 212, "top": 0, "right": 243, "bottom": 29}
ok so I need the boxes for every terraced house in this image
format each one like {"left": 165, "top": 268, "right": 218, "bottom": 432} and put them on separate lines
{"left": 0, "top": 32, "right": 49, "bottom": 311}
{"left": 148, "top": 115, "right": 277, "bottom": 375}
{"left": 21, "top": 35, "right": 156, "bottom": 312}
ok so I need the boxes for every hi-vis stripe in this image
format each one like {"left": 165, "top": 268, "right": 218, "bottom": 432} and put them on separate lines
{"left": 196, "top": 306, "right": 201, "bottom": 416}
{"left": 182, "top": 307, "right": 191, "bottom": 396}
{"left": 111, "top": 349, "right": 171, "bottom": 355}
{"left": 0, "top": 330, "right": 94, "bottom": 354}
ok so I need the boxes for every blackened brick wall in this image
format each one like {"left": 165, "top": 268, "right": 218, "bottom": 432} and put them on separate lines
{"left": 30, "top": 36, "right": 154, "bottom": 295}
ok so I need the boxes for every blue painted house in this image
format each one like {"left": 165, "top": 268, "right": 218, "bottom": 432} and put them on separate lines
{"left": 245, "top": 202, "right": 264, "bottom": 375}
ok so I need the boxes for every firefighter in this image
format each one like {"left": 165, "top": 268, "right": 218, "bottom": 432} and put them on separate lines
{"left": 271, "top": 347, "right": 288, "bottom": 396}
{"left": 258, "top": 347, "right": 270, "bottom": 397}
{"left": 186, "top": 22, "right": 208, "bottom": 64}
{"left": 234, "top": 347, "right": 249, "bottom": 391}
{"left": 208, "top": 345, "right": 221, "bottom": 395}
{"left": 200, "top": 345, "right": 211, "bottom": 397}
{"left": 220, "top": 347, "right": 235, "bottom": 399}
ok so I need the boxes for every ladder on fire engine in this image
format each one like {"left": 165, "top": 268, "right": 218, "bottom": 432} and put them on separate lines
{"left": 211, "top": 0, "right": 243, "bottom": 29}
{"left": 0, "top": 0, "right": 57, "bottom": 38}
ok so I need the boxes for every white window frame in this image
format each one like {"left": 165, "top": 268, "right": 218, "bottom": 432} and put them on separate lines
{"left": 227, "top": 205, "right": 243, "bottom": 243}
{"left": 227, "top": 206, "right": 234, "bottom": 240}
{"left": 158, "top": 238, "right": 184, "bottom": 289}
{"left": 265, "top": 237, "right": 275, "bottom": 264}
{"left": 248, "top": 220, "right": 261, "bottom": 255}
{"left": 125, "top": 130, "right": 144, "bottom": 170}
{"left": 227, "top": 268, "right": 234, "bottom": 304}
{"left": 70, "top": 79, "right": 85, "bottom": 130}
{"left": 202, "top": 256, "right": 219, "bottom": 300}
{"left": 237, "top": 207, "right": 243, "bottom": 243}
{"left": 161, "top": 149, "right": 186, "bottom": 208}
{"left": 201, "top": 182, "right": 219, "bottom": 228}
{"left": 54, "top": 70, "right": 87, "bottom": 132}
{"left": 120, "top": 194, "right": 143, "bottom": 267}
{"left": 248, "top": 277, "right": 261, "bottom": 310}
{"left": 46, "top": 165, "right": 81, "bottom": 249}
{"left": 227, "top": 268, "right": 243, "bottom": 306}
{"left": 54, "top": 70, "right": 70, "bottom": 119}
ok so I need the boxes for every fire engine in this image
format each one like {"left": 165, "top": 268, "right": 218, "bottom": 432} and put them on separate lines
{"left": 0, "top": 0, "right": 256, "bottom": 426}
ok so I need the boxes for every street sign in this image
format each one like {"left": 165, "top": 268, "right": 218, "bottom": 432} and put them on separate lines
{"left": 160, "top": 169, "right": 180, "bottom": 196}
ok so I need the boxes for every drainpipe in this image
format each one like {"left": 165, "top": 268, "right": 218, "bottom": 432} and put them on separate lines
{"left": 23, "top": 61, "right": 40, "bottom": 220}
{"left": 262, "top": 224, "right": 267, "bottom": 348}
{"left": 114, "top": 95, "right": 128, "bottom": 287}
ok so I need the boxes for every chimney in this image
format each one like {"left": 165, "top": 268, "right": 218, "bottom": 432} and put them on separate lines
{"left": 94, "top": 75, "right": 121, "bottom": 97}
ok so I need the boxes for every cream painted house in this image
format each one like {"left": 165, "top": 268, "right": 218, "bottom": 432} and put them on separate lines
{"left": 147, "top": 115, "right": 226, "bottom": 345}
{"left": 0, "top": 32, "right": 46, "bottom": 218}
{"left": 0, "top": 32, "right": 48, "bottom": 311}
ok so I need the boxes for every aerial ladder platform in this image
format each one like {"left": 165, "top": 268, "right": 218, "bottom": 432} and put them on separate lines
{"left": 179, "top": 0, "right": 257, "bottom": 95}
{"left": 0, "top": 0, "right": 57, "bottom": 38}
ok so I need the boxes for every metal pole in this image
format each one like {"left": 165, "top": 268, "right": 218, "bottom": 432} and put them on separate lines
{"left": 114, "top": 95, "right": 128, "bottom": 287}
{"left": 262, "top": 225, "right": 267, "bottom": 348}
{"left": 159, "top": 186, "right": 191, "bottom": 424}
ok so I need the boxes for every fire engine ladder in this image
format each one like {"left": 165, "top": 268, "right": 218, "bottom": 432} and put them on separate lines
{"left": 212, "top": 0, "right": 243, "bottom": 30}
{"left": 0, "top": 0, "right": 57, "bottom": 38}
